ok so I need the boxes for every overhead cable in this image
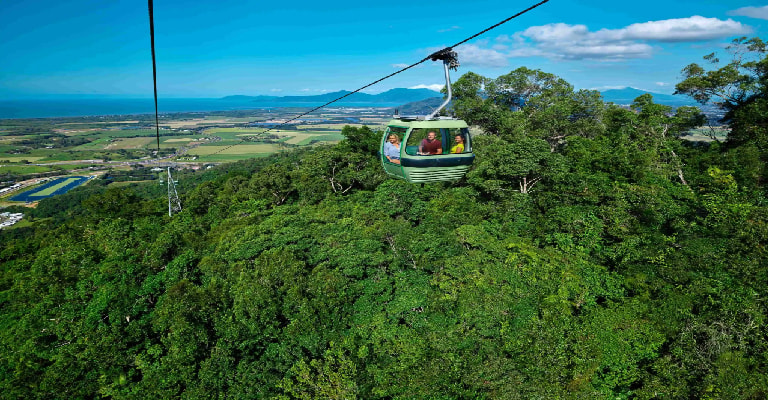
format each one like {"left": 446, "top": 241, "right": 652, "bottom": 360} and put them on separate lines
{"left": 148, "top": 0, "right": 161, "bottom": 152}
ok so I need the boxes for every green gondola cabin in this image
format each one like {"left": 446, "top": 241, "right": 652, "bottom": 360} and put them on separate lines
{"left": 377, "top": 49, "right": 475, "bottom": 183}
{"left": 380, "top": 117, "right": 474, "bottom": 183}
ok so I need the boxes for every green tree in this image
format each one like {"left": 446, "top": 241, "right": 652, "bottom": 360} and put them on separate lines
{"left": 340, "top": 125, "right": 380, "bottom": 156}
{"left": 467, "top": 135, "right": 565, "bottom": 196}
{"left": 676, "top": 37, "right": 768, "bottom": 154}
{"left": 629, "top": 93, "right": 706, "bottom": 186}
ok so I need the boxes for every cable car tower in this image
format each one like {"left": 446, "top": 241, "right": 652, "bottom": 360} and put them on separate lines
{"left": 167, "top": 167, "right": 182, "bottom": 217}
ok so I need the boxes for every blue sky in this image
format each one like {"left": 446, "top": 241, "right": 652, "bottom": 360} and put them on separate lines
{"left": 1, "top": 0, "right": 766, "bottom": 98}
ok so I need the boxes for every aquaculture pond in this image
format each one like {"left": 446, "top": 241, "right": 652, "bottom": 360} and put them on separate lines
{"left": 11, "top": 176, "right": 92, "bottom": 202}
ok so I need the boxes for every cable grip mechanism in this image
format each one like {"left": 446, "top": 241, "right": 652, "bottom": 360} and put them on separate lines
{"left": 429, "top": 48, "right": 460, "bottom": 71}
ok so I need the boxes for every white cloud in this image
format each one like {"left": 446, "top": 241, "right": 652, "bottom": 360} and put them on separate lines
{"left": 559, "top": 43, "right": 653, "bottom": 61}
{"left": 270, "top": 88, "right": 282, "bottom": 92}
{"left": 655, "top": 82, "right": 669, "bottom": 87}
{"left": 392, "top": 63, "right": 409, "bottom": 69}
{"left": 507, "top": 16, "right": 751, "bottom": 61}
{"left": 509, "top": 24, "right": 654, "bottom": 61}
{"left": 728, "top": 5, "right": 768, "bottom": 20}
{"left": 409, "top": 84, "right": 444, "bottom": 92}
{"left": 433, "top": 16, "right": 751, "bottom": 67}
{"left": 455, "top": 44, "right": 508, "bottom": 67}
{"left": 590, "top": 85, "right": 629, "bottom": 91}
{"left": 438, "top": 25, "right": 461, "bottom": 33}
{"left": 521, "top": 23, "right": 590, "bottom": 42}
{"left": 618, "top": 16, "right": 751, "bottom": 42}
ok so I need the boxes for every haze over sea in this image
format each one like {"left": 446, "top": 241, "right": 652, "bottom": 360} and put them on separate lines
{"left": 0, "top": 98, "right": 404, "bottom": 119}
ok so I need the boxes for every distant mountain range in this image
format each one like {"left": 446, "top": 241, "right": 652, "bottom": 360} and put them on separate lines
{"left": 599, "top": 87, "right": 698, "bottom": 106}
{"left": 221, "top": 88, "right": 441, "bottom": 105}
{"left": 397, "top": 97, "right": 445, "bottom": 115}
{"left": 222, "top": 87, "right": 698, "bottom": 109}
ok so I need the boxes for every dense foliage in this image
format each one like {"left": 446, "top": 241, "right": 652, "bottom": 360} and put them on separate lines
{"left": 2, "top": 42, "right": 768, "bottom": 398}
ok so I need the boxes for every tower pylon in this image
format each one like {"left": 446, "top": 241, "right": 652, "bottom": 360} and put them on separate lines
{"left": 167, "top": 167, "right": 182, "bottom": 217}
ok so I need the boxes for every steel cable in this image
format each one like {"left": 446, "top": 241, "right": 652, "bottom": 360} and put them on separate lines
{"left": 148, "top": 0, "right": 161, "bottom": 153}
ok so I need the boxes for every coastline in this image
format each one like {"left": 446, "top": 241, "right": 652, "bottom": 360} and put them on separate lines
{"left": 0, "top": 98, "right": 401, "bottom": 119}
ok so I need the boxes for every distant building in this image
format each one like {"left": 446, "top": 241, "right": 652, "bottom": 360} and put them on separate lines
{"left": 0, "top": 212, "right": 24, "bottom": 230}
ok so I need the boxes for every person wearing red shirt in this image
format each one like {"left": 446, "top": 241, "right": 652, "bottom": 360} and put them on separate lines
{"left": 419, "top": 131, "right": 442, "bottom": 155}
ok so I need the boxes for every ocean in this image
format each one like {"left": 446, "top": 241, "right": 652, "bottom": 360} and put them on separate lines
{"left": 0, "top": 98, "right": 401, "bottom": 119}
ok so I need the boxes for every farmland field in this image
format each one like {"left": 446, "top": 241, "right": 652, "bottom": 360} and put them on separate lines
{"left": 188, "top": 144, "right": 281, "bottom": 156}
{"left": 683, "top": 126, "right": 729, "bottom": 142}
{"left": 206, "top": 127, "right": 266, "bottom": 134}
{"left": 295, "top": 123, "right": 367, "bottom": 130}
{"left": 0, "top": 136, "right": 23, "bottom": 143}
{"left": 72, "top": 138, "right": 112, "bottom": 151}
{"left": 164, "top": 118, "right": 255, "bottom": 129}
{"left": 284, "top": 132, "right": 345, "bottom": 145}
{"left": 0, "top": 107, "right": 396, "bottom": 168}
{"left": 164, "top": 138, "right": 197, "bottom": 143}
{"left": 185, "top": 153, "right": 274, "bottom": 162}
{"left": 0, "top": 156, "right": 46, "bottom": 163}
{"left": 105, "top": 137, "right": 156, "bottom": 149}
{"left": 0, "top": 165, "right": 56, "bottom": 174}
{"left": 202, "top": 128, "right": 267, "bottom": 142}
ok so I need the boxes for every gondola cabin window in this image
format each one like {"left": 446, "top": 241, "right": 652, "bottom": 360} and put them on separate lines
{"left": 405, "top": 127, "right": 471, "bottom": 156}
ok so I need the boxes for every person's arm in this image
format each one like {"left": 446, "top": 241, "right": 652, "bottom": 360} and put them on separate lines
{"left": 436, "top": 141, "right": 443, "bottom": 154}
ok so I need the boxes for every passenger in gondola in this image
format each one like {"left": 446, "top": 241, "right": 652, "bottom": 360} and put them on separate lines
{"left": 450, "top": 134, "right": 465, "bottom": 154}
{"left": 419, "top": 131, "right": 442, "bottom": 155}
{"left": 383, "top": 133, "right": 402, "bottom": 164}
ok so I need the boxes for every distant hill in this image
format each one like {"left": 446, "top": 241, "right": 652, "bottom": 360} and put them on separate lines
{"left": 395, "top": 97, "right": 446, "bottom": 115}
{"left": 600, "top": 87, "right": 697, "bottom": 107}
{"left": 221, "top": 88, "right": 441, "bottom": 105}
{"left": 223, "top": 87, "right": 699, "bottom": 110}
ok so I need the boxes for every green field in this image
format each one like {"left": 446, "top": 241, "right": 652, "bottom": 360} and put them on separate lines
{"left": 0, "top": 156, "right": 46, "bottom": 163}
{"left": 202, "top": 128, "right": 268, "bottom": 143}
{"left": 0, "top": 110, "right": 392, "bottom": 166}
{"left": 203, "top": 116, "right": 256, "bottom": 123}
{"left": 186, "top": 144, "right": 285, "bottom": 161}
{"left": 205, "top": 127, "right": 266, "bottom": 134}
{"left": 186, "top": 153, "right": 275, "bottom": 162}
{"left": 284, "top": 132, "right": 346, "bottom": 145}
{"left": 188, "top": 144, "right": 282, "bottom": 155}
{"left": 73, "top": 134, "right": 164, "bottom": 151}
{"left": 176, "top": 127, "right": 348, "bottom": 161}
{"left": 105, "top": 137, "right": 156, "bottom": 149}
{"left": 0, "top": 136, "right": 23, "bottom": 143}
{"left": 164, "top": 138, "right": 198, "bottom": 143}
{"left": 0, "top": 165, "right": 57, "bottom": 174}
{"left": 295, "top": 123, "right": 365, "bottom": 130}
{"left": 683, "top": 126, "right": 729, "bottom": 142}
